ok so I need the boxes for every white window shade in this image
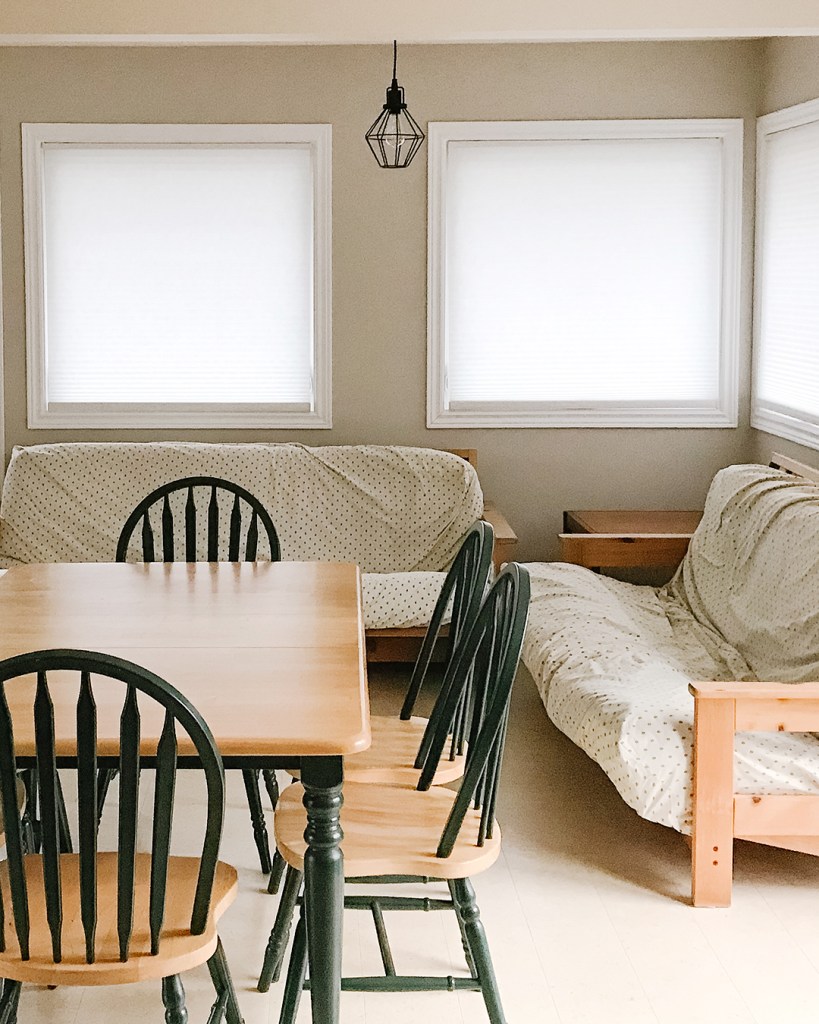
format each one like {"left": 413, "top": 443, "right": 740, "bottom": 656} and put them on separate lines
{"left": 428, "top": 120, "right": 742, "bottom": 428}
{"left": 753, "top": 100, "right": 819, "bottom": 450}
{"left": 23, "top": 123, "right": 331, "bottom": 428}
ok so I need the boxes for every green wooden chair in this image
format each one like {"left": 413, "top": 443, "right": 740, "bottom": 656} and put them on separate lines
{"left": 114, "top": 476, "right": 281, "bottom": 875}
{"left": 266, "top": 518, "right": 495, "bottom": 894}
{"left": 260, "top": 563, "right": 530, "bottom": 1024}
{"left": 349, "top": 519, "right": 495, "bottom": 784}
{"left": 0, "top": 649, "right": 240, "bottom": 1024}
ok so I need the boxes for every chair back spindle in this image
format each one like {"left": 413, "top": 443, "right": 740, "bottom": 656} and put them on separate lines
{"left": 140, "top": 513, "right": 155, "bottom": 562}
{"left": 0, "top": 650, "right": 226, "bottom": 967}
{"left": 149, "top": 712, "right": 177, "bottom": 955}
{"left": 162, "top": 496, "right": 174, "bottom": 562}
{"left": 116, "top": 477, "right": 280, "bottom": 564}
{"left": 117, "top": 685, "right": 141, "bottom": 962}
{"left": 184, "top": 488, "right": 197, "bottom": 561}
{"left": 207, "top": 487, "right": 220, "bottom": 562}
{"left": 34, "top": 671, "right": 62, "bottom": 962}
{"left": 76, "top": 671, "right": 98, "bottom": 963}
{"left": 0, "top": 690, "right": 30, "bottom": 959}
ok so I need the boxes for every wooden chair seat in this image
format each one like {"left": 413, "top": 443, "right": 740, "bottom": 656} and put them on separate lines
{"left": 275, "top": 781, "right": 501, "bottom": 880}
{"left": 0, "top": 853, "right": 238, "bottom": 986}
{"left": 346, "top": 715, "right": 466, "bottom": 785}
{"left": 285, "top": 716, "right": 466, "bottom": 787}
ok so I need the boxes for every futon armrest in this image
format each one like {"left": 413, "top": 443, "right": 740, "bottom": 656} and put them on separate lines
{"left": 689, "top": 680, "right": 819, "bottom": 732}
{"left": 689, "top": 681, "right": 819, "bottom": 699}
{"left": 482, "top": 502, "right": 518, "bottom": 570}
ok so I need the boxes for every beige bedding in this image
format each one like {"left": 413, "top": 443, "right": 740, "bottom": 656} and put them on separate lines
{"left": 0, "top": 442, "right": 483, "bottom": 629}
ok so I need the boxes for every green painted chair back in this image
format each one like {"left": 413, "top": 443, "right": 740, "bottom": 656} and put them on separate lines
{"left": 399, "top": 521, "right": 494, "bottom": 763}
{"left": 116, "top": 476, "right": 280, "bottom": 563}
{"left": 0, "top": 649, "right": 225, "bottom": 964}
{"left": 416, "top": 563, "right": 530, "bottom": 858}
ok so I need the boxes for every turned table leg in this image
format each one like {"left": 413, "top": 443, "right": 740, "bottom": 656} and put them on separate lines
{"left": 301, "top": 755, "right": 344, "bottom": 1024}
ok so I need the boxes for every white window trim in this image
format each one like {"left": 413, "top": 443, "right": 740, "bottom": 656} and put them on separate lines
{"left": 426, "top": 118, "right": 743, "bottom": 429}
{"left": 22, "top": 122, "right": 332, "bottom": 429}
{"left": 752, "top": 96, "right": 819, "bottom": 451}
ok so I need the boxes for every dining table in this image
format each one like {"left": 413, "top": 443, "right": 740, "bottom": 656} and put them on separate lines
{"left": 0, "top": 559, "right": 371, "bottom": 1024}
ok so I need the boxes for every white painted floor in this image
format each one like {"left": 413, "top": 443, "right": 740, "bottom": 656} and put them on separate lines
{"left": 25, "top": 663, "right": 819, "bottom": 1023}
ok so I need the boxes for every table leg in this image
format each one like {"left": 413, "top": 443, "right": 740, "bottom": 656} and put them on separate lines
{"left": 300, "top": 755, "right": 343, "bottom": 1024}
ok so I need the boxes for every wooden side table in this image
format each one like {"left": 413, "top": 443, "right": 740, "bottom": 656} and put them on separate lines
{"left": 559, "top": 509, "right": 703, "bottom": 570}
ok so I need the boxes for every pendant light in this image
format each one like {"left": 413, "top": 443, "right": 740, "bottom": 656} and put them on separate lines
{"left": 365, "top": 41, "right": 425, "bottom": 169}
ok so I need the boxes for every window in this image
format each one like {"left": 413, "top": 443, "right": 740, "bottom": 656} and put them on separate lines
{"left": 427, "top": 119, "right": 743, "bottom": 428}
{"left": 753, "top": 98, "right": 819, "bottom": 450}
{"left": 22, "top": 123, "right": 331, "bottom": 428}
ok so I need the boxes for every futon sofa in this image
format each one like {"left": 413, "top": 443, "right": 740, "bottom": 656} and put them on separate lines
{"left": 0, "top": 442, "right": 508, "bottom": 639}
{"left": 522, "top": 461, "right": 819, "bottom": 904}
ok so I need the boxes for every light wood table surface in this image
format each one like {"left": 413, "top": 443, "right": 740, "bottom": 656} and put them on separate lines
{"left": 0, "top": 560, "right": 369, "bottom": 1024}
{"left": 560, "top": 509, "right": 703, "bottom": 569}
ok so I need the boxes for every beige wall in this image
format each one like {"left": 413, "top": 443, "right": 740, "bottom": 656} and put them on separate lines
{"left": 0, "top": 42, "right": 764, "bottom": 559}
{"left": 749, "top": 36, "right": 819, "bottom": 470}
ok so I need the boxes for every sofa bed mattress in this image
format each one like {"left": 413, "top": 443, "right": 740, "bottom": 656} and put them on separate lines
{"left": 362, "top": 571, "right": 448, "bottom": 629}
{"left": 521, "top": 561, "right": 819, "bottom": 834}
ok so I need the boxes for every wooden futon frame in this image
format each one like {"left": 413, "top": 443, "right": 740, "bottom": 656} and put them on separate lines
{"left": 690, "top": 452, "right": 819, "bottom": 906}
{"left": 365, "top": 449, "right": 517, "bottom": 663}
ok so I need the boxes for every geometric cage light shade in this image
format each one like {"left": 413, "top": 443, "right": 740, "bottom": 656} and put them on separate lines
{"left": 365, "top": 41, "right": 425, "bottom": 169}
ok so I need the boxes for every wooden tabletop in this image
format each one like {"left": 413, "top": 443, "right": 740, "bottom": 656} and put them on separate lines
{"left": 0, "top": 562, "right": 370, "bottom": 759}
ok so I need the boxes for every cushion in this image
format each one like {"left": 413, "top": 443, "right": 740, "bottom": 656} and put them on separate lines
{"left": 362, "top": 572, "right": 448, "bottom": 630}
{"left": 667, "top": 463, "right": 819, "bottom": 683}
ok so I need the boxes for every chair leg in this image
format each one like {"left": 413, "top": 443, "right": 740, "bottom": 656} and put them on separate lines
{"left": 278, "top": 906, "right": 308, "bottom": 1024}
{"left": 451, "top": 878, "right": 507, "bottom": 1024}
{"left": 447, "top": 879, "right": 478, "bottom": 978}
{"left": 55, "top": 772, "right": 73, "bottom": 854}
{"left": 8, "top": 980, "right": 20, "bottom": 1024}
{"left": 262, "top": 769, "right": 280, "bottom": 809}
{"left": 20, "top": 789, "right": 36, "bottom": 856}
{"left": 96, "top": 768, "right": 116, "bottom": 827}
{"left": 20, "top": 769, "right": 39, "bottom": 853}
{"left": 161, "top": 975, "right": 188, "bottom": 1024}
{"left": 242, "top": 770, "right": 272, "bottom": 874}
{"left": 0, "top": 980, "right": 22, "bottom": 1024}
{"left": 205, "top": 989, "right": 228, "bottom": 1024}
{"left": 268, "top": 852, "right": 287, "bottom": 895}
{"left": 258, "top": 865, "right": 303, "bottom": 991}
{"left": 207, "top": 937, "right": 244, "bottom": 1024}
{"left": 263, "top": 770, "right": 286, "bottom": 892}
{"left": 20, "top": 814, "right": 34, "bottom": 856}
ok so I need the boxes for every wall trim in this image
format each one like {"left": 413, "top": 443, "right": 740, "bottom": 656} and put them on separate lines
{"left": 2, "top": 30, "right": 819, "bottom": 46}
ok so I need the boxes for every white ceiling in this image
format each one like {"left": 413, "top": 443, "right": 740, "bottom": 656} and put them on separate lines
{"left": 2, "top": 0, "right": 819, "bottom": 45}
